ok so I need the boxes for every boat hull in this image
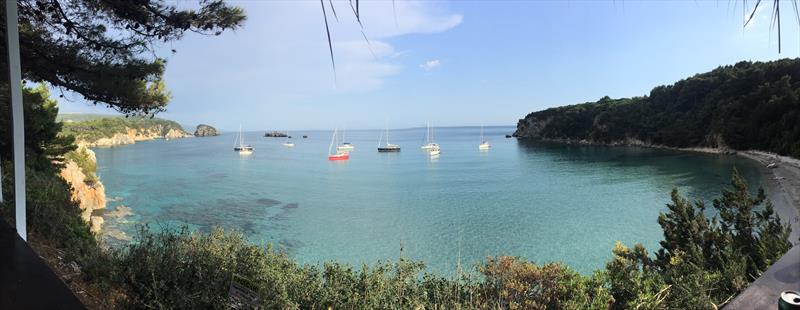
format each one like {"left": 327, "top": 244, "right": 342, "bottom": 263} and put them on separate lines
{"left": 378, "top": 147, "right": 401, "bottom": 152}
{"left": 328, "top": 154, "right": 349, "bottom": 160}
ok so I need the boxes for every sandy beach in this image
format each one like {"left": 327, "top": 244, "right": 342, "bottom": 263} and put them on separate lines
{"left": 740, "top": 151, "right": 800, "bottom": 245}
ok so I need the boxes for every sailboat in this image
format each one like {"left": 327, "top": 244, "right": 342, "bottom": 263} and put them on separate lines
{"left": 233, "top": 125, "right": 254, "bottom": 154}
{"left": 377, "top": 124, "right": 400, "bottom": 152}
{"left": 328, "top": 128, "right": 349, "bottom": 161}
{"left": 282, "top": 130, "right": 295, "bottom": 147}
{"left": 337, "top": 127, "right": 354, "bottom": 151}
{"left": 420, "top": 121, "right": 439, "bottom": 150}
{"left": 479, "top": 126, "right": 491, "bottom": 150}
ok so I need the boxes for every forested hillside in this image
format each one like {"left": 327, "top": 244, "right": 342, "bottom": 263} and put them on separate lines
{"left": 514, "top": 58, "right": 800, "bottom": 157}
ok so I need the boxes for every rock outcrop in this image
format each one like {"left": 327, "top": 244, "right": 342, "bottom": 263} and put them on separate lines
{"left": 194, "top": 124, "right": 219, "bottom": 137}
{"left": 59, "top": 148, "right": 106, "bottom": 233}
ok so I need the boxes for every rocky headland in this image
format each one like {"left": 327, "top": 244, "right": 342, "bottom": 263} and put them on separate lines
{"left": 59, "top": 147, "right": 106, "bottom": 233}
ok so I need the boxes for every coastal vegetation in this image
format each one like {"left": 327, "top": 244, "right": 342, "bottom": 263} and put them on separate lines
{"left": 514, "top": 58, "right": 800, "bottom": 158}
{"left": 61, "top": 116, "right": 188, "bottom": 144}
{"left": 1, "top": 83, "right": 792, "bottom": 308}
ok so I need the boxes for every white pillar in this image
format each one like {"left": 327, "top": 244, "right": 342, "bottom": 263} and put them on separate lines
{"left": 5, "top": 0, "right": 26, "bottom": 241}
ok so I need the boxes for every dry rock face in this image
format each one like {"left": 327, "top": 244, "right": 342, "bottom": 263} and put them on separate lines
{"left": 59, "top": 148, "right": 106, "bottom": 233}
{"left": 194, "top": 124, "right": 219, "bottom": 137}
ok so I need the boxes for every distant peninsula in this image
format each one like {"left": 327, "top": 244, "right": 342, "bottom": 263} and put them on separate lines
{"left": 514, "top": 58, "right": 800, "bottom": 158}
{"left": 194, "top": 124, "right": 219, "bottom": 137}
{"left": 60, "top": 114, "right": 192, "bottom": 147}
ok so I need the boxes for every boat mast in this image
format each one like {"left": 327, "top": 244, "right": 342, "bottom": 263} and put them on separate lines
{"left": 235, "top": 125, "right": 242, "bottom": 147}
{"left": 426, "top": 121, "right": 430, "bottom": 143}
{"left": 328, "top": 128, "right": 337, "bottom": 155}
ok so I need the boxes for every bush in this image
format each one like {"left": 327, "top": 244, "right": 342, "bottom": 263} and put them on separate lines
{"left": 607, "top": 170, "right": 792, "bottom": 309}
{"left": 64, "top": 148, "right": 98, "bottom": 185}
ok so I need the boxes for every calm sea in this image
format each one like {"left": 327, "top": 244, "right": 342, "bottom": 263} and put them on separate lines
{"left": 93, "top": 126, "right": 764, "bottom": 274}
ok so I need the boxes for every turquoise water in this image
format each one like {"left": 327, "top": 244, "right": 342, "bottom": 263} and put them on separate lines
{"left": 94, "top": 126, "right": 764, "bottom": 274}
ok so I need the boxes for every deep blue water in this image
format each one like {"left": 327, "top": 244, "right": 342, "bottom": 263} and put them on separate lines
{"left": 93, "top": 126, "right": 763, "bottom": 274}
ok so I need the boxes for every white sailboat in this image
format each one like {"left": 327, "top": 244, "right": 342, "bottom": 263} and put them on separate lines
{"left": 233, "top": 125, "right": 254, "bottom": 154}
{"left": 337, "top": 127, "right": 354, "bottom": 151}
{"left": 479, "top": 125, "right": 490, "bottom": 150}
{"left": 282, "top": 130, "right": 295, "bottom": 147}
{"left": 377, "top": 123, "right": 400, "bottom": 152}
{"left": 420, "top": 121, "right": 439, "bottom": 150}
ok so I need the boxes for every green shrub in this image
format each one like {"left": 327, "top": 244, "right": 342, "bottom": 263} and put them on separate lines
{"left": 607, "top": 170, "right": 792, "bottom": 309}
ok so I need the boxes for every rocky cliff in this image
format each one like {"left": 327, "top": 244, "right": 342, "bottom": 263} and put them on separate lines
{"left": 60, "top": 147, "right": 106, "bottom": 233}
{"left": 63, "top": 116, "right": 193, "bottom": 147}
{"left": 194, "top": 124, "right": 219, "bottom": 137}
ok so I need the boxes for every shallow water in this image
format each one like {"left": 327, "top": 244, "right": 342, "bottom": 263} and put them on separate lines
{"left": 94, "top": 126, "right": 764, "bottom": 274}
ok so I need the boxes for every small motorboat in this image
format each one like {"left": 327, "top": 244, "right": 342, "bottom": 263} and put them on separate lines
{"left": 337, "top": 142, "right": 355, "bottom": 152}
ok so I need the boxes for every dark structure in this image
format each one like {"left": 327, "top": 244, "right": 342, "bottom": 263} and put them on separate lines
{"left": 0, "top": 221, "right": 85, "bottom": 309}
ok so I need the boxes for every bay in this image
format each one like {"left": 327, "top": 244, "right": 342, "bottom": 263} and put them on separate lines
{"left": 94, "top": 126, "right": 763, "bottom": 274}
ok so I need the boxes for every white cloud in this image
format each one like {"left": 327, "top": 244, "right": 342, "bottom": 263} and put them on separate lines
{"left": 91, "top": 1, "right": 464, "bottom": 130}
{"left": 420, "top": 59, "right": 441, "bottom": 70}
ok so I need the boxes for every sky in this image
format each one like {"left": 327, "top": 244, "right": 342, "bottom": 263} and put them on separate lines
{"left": 57, "top": 0, "right": 800, "bottom": 131}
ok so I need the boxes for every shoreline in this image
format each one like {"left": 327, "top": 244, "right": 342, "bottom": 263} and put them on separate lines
{"left": 738, "top": 151, "right": 800, "bottom": 246}
{"left": 726, "top": 150, "right": 800, "bottom": 310}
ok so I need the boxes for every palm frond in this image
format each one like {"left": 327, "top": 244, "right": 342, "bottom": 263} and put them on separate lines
{"left": 320, "top": 0, "right": 336, "bottom": 75}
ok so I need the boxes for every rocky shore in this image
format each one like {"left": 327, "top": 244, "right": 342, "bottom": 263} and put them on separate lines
{"left": 59, "top": 147, "right": 106, "bottom": 233}
{"left": 59, "top": 118, "right": 194, "bottom": 232}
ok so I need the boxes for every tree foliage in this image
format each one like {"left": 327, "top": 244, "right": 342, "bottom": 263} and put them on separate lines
{"left": 606, "top": 170, "right": 792, "bottom": 309}
{"left": 0, "top": 0, "right": 245, "bottom": 115}
{"left": 515, "top": 59, "right": 800, "bottom": 157}
{"left": 0, "top": 83, "right": 76, "bottom": 170}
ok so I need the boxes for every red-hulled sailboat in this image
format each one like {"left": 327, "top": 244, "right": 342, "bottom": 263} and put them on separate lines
{"left": 328, "top": 128, "right": 350, "bottom": 161}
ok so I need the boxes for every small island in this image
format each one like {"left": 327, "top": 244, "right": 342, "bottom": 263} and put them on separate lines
{"left": 194, "top": 124, "right": 219, "bottom": 137}
{"left": 264, "top": 131, "right": 288, "bottom": 138}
